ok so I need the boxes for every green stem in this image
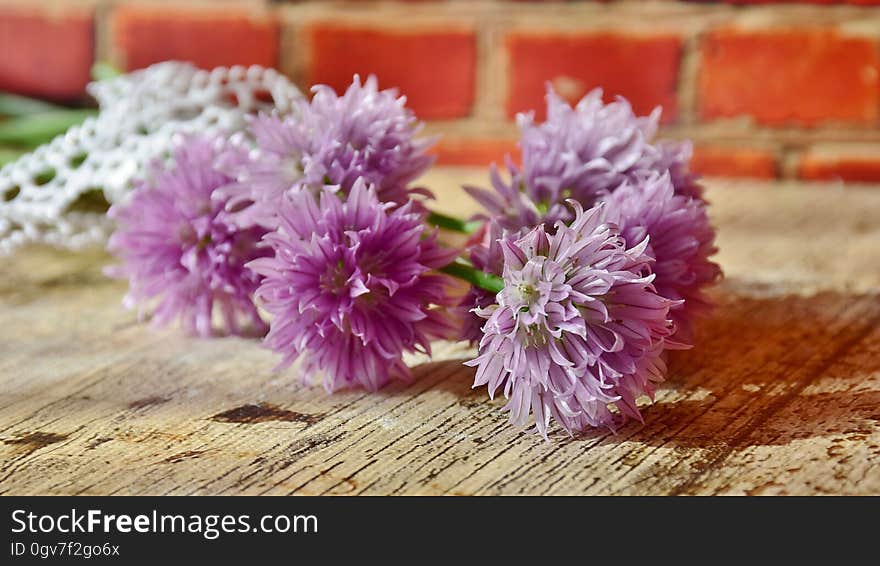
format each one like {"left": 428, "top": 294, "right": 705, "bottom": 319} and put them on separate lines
{"left": 91, "top": 61, "right": 123, "bottom": 82}
{"left": 427, "top": 211, "right": 482, "bottom": 234}
{"left": 440, "top": 259, "right": 504, "bottom": 294}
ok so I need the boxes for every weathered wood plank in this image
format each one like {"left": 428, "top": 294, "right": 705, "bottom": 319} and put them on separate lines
{"left": 1, "top": 174, "right": 879, "bottom": 495}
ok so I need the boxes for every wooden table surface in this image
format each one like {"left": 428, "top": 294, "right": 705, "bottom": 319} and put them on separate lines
{"left": 2, "top": 169, "right": 879, "bottom": 495}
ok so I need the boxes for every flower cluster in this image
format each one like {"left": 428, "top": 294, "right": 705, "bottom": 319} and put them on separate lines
{"left": 462, "top": 87, "right": 720, "bottom": 435}
{"left": 602, "top": 172, "right": 720, "bottom": 344}
{"left": 249, "top": 180, "right": 457, "bottom": 391}
{"left": 467, "top": 203, "right": 675, "bottom": 438}
{"left": 217, "top": 75, "right": 435, "bottom": 228}
{"left": 108, "top": 76, "right": 456, "bottom": 392}
{"left": 465, "top": 87, "right": 702, "bottom": 233}
{"left": 106, "top": 135, "right": 270, "bottom": 337}
{"left": 105, "top": 71, "right": 720, "bottom": 440}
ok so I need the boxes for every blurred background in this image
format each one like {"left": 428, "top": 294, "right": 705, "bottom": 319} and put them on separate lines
{"left": 0, "top": 0, "right": 878, "bottom": 184}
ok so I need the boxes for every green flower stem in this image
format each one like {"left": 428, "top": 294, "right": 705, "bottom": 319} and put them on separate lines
{"left": 0, "top": 109, "right": 97, "bottom": 148}
{"left": 440, "top": 259, "right": 504, "bottom": 294}
{"left": 426, "top": 211, "right": 482, "bottom": 234}
{"left": 91, "top": 61, "right": 122, "bottom": 82}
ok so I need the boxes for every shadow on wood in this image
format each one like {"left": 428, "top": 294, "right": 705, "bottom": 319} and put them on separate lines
{"left": 615, "top": 287, "right": 880, "bottom": 455}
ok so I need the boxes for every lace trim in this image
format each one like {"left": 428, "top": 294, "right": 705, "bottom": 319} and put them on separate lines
{"left": 0, "top": 61, "right": 302, "bottom": 254}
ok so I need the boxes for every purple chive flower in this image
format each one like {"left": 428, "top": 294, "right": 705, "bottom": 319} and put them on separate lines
{"left": 601, "top": 172, "right": 721, "bottom": 344}
{"left": 466, "top": 202, "right": 676, "bottom": 438}
{"left": 465, "top": 86, "right": 702, "bottom": 232}
{"left": 655, "top": 139, "right": 704, "bottom": 201}
{"left": 218, "top": 75, "right": 435, "bottom": 228}
{"left": 249, "top": 179, "right": 459, "bottom": 392}
{"left": 106, "top": 135, "right": 270, "bottom": 338}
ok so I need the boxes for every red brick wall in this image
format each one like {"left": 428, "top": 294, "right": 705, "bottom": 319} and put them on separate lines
{"left": 1, "top": 0, "right": 879, "bottom": 184}
{"left": 0, "top": 3, "right": 93, "bottom": 100}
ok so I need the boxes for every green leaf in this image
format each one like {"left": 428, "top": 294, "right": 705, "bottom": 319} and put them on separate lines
{"left": 0, "top": 93, "right": 66, "bottom": 117}
{"left": 0, "top": 147, "right": 25, "bottom": 167}
{"left": 0, "top": 109, "right": 96, "bottom": 147}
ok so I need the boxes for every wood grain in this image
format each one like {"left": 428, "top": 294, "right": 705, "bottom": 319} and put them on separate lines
{"left": 1, "top": 171, "right": 879, "bottom": 495}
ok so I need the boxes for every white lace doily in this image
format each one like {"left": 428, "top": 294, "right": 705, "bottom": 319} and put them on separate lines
{"left": 0, "top": 61, "right": 303, "bottom": 254}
